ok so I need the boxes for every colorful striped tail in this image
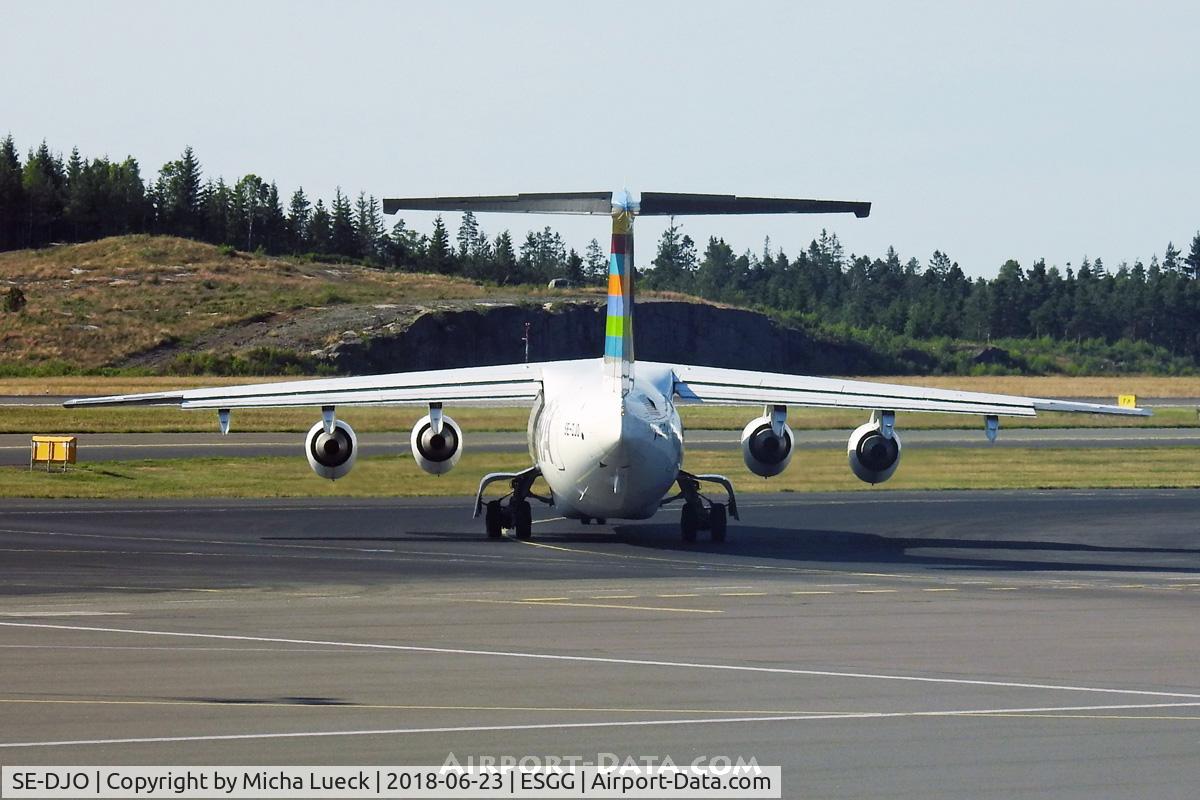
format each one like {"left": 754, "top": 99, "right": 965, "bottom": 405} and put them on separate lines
{"left": 604, "top": 208, "right": 635, "bottom": 394}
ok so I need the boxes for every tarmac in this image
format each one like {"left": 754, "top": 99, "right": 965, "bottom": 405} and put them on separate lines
{"left": 1, "top": 490, "right": 1199, "bottom": 798}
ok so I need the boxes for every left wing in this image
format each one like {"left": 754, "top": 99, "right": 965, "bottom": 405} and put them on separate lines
{"left": 666, "top": 363, "right": 1149, "bottom": 418}
{"left": 63, "top": 362, "right": 549, "bottom": 410}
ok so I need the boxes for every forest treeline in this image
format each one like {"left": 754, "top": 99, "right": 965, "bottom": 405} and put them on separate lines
{"left": 3, "top": 138, "right": 1200, "bottom": 366}
{"left": 0, "top": 137, "right": 599, "bottom": 285}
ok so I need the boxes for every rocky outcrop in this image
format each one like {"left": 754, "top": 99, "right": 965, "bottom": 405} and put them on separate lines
{"left": 324, "top": 300, "right": 890, "bottom": 375}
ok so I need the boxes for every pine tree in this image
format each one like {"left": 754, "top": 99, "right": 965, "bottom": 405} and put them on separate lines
{"left": 262, "top": 181, "right": 286, "bottom": 253}
{"left": 426, "top": 215, "right": 453, "bottom": 273}
{"left": 1184, "top": 233, "right": 1200, "bottom": 280}
{"left": 470, "top": 224, "right": 493, "bottom": 271}
{"left": 177, "top": 146, "right": 202, "bottom": 235}
{"left": 330, "top": 188, "right": 357, "bottom": 258}
{"left": 584, "top": 238, "right": 606, "bottom": 284}
{"left": 65, "top": 147, "right": 83, "bottom": 187}
{"left": 64, "top": 152, "right": 96, "bottom": 241}
{"left": 113, "top": 157, "right": 147, "bottom": 236}
{"left": 1163, "top": 242, "right": 1181, "bottom": 273}
{"left": 202, "top": 178, "right": 231, "bottom": 244}
{"left": 492, "top": 230, "right": 517, "bottom": 284}
{"left": 287, "top": 188, "right": 311, "bottom": 252}
{"left": 0, "top": 135, "right": 23, "bottom": 249}
{"left": 156, "top": 146, "right": 203, "bottom": 237}
{"left": 456, "top": 211, "right": 479, "bottom": 261}
{"left": 354, "top": 191, "right": 381, "bottom": 262}
{"left": 308, "top": 200, "right": 332, "bottom": 254}
{"left": 565, "top": 249, "right": 584, "bottom": 284}
{"left": 518, "top": 231, "right": 539, "bottom": 279}
{"left": 647, "top": 217, "right": 685, "bottom": 289}
{"left": 22, "top": 141, "right": 67, "bottom": 246}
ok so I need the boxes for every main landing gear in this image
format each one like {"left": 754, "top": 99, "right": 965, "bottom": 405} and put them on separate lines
{"left": 474, "top": 466, "right": 551, "bottom": 540}
{"left": 663, "top": 471, "right": 739, "bottom": 543}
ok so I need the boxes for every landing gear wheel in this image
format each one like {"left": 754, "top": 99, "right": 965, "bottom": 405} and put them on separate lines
{"left": 512, "top": 500, "right": 533, "bottom": 540}
{"left": 681, "top": 504, "right": 699, "bottom": 542}
{"left": 709, "top": 503, "right": 727, "bottom": 542}
{"left": 484, "top": 501, "right": 503, "bottom": 539}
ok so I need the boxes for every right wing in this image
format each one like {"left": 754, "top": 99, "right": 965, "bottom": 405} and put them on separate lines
{"left": 667, "top": 363, "right": 1149, "bottom": 418}
{"left": 63, "top": 361, "right": 552, "bottom": 410}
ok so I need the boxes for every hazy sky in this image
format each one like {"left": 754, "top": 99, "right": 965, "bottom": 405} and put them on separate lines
{"left": 5, "top": 1, "right": 1197, "bottom": 276}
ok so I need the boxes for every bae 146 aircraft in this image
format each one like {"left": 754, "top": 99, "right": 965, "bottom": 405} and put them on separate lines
{"left": 66, "top": 191, "right": 1149, "bottom": 541}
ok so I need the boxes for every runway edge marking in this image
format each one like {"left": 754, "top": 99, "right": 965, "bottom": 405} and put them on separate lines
{"left": 4, "top": 702, "right": 1200, "bottom": 750}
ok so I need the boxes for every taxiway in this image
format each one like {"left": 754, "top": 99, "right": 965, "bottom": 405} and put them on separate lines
{"left": 1, "top": 491, "right": 1198, "bottom": 798}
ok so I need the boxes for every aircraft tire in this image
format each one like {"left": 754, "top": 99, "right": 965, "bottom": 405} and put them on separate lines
{"left": 681, "top": 504, "right": 699, "bottom": 542}
{"left": 709, "top": 504, "right": 727, "bottom": 542}
{"left": 485, "top": 501, "right": 503, "bottom": 539}
{"left": 513, "top": 501, "right": 533, "bottom": 540}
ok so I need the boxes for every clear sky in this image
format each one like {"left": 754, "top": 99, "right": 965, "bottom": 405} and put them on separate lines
{"left": 4, "top": 1, "right": 1197, "bottom": 276}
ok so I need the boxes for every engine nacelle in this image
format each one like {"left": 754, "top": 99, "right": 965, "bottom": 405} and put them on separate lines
{"left": 847, "top": 421, "right": 902, "bottom": 484}
{"left": 305, "top": 419, "right": 358, "bottom": 480}
{"left": 410, "top": 413, "right": 463, "bottom": 475}
{"left": 740, "top": 415, "right": 794, "bottom": 478}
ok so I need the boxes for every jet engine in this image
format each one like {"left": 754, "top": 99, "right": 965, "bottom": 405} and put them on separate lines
{"left": 410, "top": 412, "right": 463, "bottom": 475}
{"left": 847, "top": 420, "right": 902, "bottom": 484}
{"left": 740, "top": 415, "right": 794, "bottom": 478}
{"left": 305, "top": 419, "right": 358, "bottom": 480}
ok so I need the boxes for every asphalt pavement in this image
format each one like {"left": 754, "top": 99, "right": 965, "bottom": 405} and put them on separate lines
{"left": 1, "top": 491, "right": 1198, "bottom": 798}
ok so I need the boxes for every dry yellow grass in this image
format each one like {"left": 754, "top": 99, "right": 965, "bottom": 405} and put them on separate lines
{"left": 0, "top": 236, "right": 606, "bottom": 370}
{"left": 4, "top": 447, "right": 1198, "bottom": 499}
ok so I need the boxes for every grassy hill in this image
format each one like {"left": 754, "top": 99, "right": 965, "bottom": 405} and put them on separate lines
{"left": 0, "top": 236, "right": 620, "bottom": 373}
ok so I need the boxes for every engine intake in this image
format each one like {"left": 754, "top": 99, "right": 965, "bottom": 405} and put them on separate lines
{"left": 847, "top": 421, "right": 902, "bottom": 484}
{"left": 740, "top": 415, "right": 794, "bottom": 478}
{"left": 305, "top": 419, "right": 358, "bottom": 480}
{"left": 411, "top": 413, "right": 463, "bottom": 475}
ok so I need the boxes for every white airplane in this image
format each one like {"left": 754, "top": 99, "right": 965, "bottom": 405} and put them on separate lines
{"left": 66, "top": 191, "right": 1149, "bottom": 541}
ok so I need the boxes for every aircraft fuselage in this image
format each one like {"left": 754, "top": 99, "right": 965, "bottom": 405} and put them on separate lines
{"left": 530, "top": 360, "right": 683, "bottom": 520}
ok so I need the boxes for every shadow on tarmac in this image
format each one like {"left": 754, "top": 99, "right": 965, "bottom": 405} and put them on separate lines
{"left": 268, "top": 524, "right": 1200, "bottom": 574}
{"left": 610, "top": 525, "right": 1200, "bottom": 573}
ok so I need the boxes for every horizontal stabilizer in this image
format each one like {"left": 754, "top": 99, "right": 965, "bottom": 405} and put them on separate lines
{"left": 637, "top": 193, "right": 871, "bottom": 218}
{"left": 383, "top": 192, "right": 614, "bottom": 216}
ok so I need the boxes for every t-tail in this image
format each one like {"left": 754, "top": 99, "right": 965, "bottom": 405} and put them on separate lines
{"left": 381, "top": 190, "right": 871, "bottom": 394}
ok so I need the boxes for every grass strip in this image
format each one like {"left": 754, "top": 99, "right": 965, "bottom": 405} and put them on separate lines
{"left": 4, "top": 447, "right": 1198, "bottom": 500}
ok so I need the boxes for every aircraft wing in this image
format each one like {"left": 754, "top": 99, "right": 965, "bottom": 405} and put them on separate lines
{"left": 63, "top": 362, "right": 547, "bottom": 410}
{"left": 666, "top": 363, "right": 1150, "bottom": 418}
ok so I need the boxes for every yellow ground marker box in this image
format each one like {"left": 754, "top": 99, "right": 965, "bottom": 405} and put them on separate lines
{"left": 1117, "top": 394, "right": 1137, "bottom": 409}
{"left": 30, "top": 435, "right": 77, "bottom": 472}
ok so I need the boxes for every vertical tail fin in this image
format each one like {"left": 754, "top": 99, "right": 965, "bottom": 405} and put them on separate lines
{"left": 604, "top": 207, "right": 635, "bottom": 395}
